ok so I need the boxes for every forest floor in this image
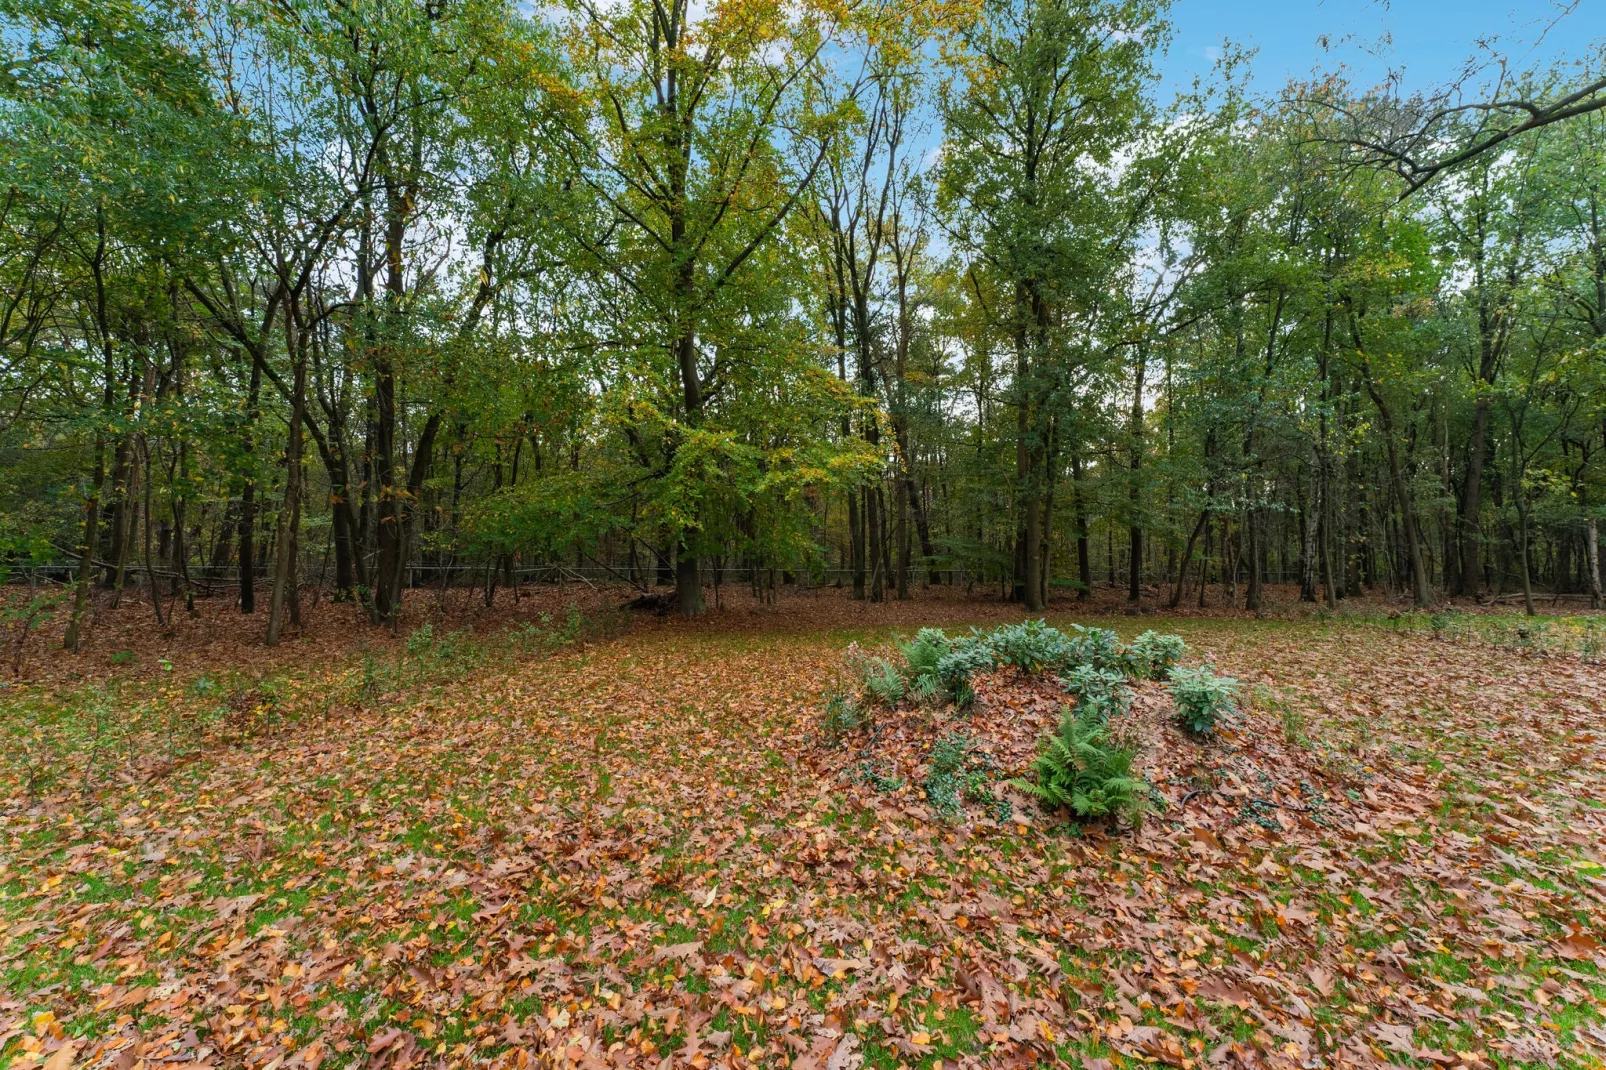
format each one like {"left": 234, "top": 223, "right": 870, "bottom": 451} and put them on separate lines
{"left": 0, "top": 585, "right": 1603, "bottom": 1070}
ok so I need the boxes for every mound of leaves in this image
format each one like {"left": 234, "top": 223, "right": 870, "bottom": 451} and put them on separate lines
{"left": 821, "top": 622, "right": 1357, "bottom": 838}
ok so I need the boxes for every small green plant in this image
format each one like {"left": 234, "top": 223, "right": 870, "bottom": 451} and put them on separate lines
{"left": 934, "top": 640, "right": 992, "bottom": 707}
{"left": 1428, "top": 610, "right": 1461, "bottom": 641}
{"left": 920, "top": 733, "right": 1008, "bottom": 821}
{"left": 403, "top": 622, "right": 483, "bottom": 681}
{"left": 1121, "top": 631, "right": 1187, "bottom": 680}
{"left": 982, "top": 619, "right": 1075, "bottom": 675}
{"left": 898, "top": 628, "right": 953, "bottom": 704}
{"left": 1168, "top": 664, "right": 1238, "bottom": 736}
{"left": 859, "top": 657, "right": 906, "bottom": 708}
{"left": 1010, "top": 707, "right": 1148, "bottom": 825}
{"left": 1513, "top": 619, "right": 1551, "bottom": 654}
{"left": 1066, "top": 625, "right": 1123, "bottom": 672}
{"left": 1253, "top": 684, "right": 1307, "bottom": 746}
{"left": 923, "top": 733, "right": 972, "bottom": 818}
{"left": 1060, "top": 664, "right": 1131, "bottom": 721}
{"left": 406, "top": 622, "right": 436, "bottom": 660}
{"left": 854, "top": 758, "right": 905, "bottom": 793}
{"left": 1280, "top": 703, "right": 1306, "bottom": 746}
{"left": 822, "top": 691, "right": 864, "bottom": 741}
{"left": 1479, "top": 617, "right": 1514, "bottom": 649}
{"left": 110, "top": 650, "right": 136, "bottom": 666}
{"left": 1581, "top": 617, "right": 1604, "bottom": 664}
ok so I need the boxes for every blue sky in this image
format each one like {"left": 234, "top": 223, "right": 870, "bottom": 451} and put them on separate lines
{"left": 1159, "top": 0, "right": 1606, "bottom": 99}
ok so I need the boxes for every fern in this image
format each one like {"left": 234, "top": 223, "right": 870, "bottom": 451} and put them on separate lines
{"left": 899, "top": 628, "right": 952, "bottom": 679}
{"left": 898, "top": 628, "right": 954, "bottom": 704}
{"left": 1010, "top": 707, "right": 1148, "bottom": 824}
{"left": 860, "top": 657, "right": 906, "bottom": 708}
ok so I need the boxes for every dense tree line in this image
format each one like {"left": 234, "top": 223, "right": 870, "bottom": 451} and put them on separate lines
{"left": 3, "top": 0, "right": 1606, "bottom": 641}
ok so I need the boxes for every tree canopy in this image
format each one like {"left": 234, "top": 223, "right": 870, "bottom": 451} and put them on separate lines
{"left": 5, "top": 0, "right": 1606, "bottom": 636}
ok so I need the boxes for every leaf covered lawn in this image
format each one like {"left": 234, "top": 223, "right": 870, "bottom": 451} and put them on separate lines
{"left": 2, "top": 598, "right": 1605, "bottom": 1070}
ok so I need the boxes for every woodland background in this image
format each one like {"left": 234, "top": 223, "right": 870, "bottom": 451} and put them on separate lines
{"left": 5, "top": 0, "right": 1606, "bottom": 639}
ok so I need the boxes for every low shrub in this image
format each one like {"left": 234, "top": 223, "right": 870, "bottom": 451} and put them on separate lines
{"left": 1060, "top": 664, "right": 1131, "bottom": 721}
{"left": 934, "top": 639, "right": 992, "bottom": 707}
{"left": 1121, "top": 630, "right": 1186, "bottom": 680}
{"left": 982, "top": 619, "right": 1076, "bottom": 675}
{"left": 1066, "top": 625, "right": 1123, "bottom": 672}
{"left": 1168, "top": 664, "right": 1238, "bottom": 735}
{"left": 1011, "top": 706, "right": 1148, "bottom": 825}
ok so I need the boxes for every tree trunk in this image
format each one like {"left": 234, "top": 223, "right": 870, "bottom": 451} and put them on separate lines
{"left": 267, "top": 308, "right": 307, "bottom": 646}
{"left": 1353, "top": 325, "right": 1431, "bottom": 607}
{"left": 1170, "top": 510, "right": 1209, "bottom": 609}
{"left": 1127, "top": 345, "right": 1146, "bottom": 602}
{"left": 1589, "top": 517, "right": 1602, "bottom": 610}
{"left": 1069, "top": 446, "right": 1091, "bottom": 600}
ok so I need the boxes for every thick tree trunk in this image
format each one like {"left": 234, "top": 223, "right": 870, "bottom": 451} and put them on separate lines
{"left": 675, "top": 550, "right": 702, "bottom": 617}
{"left": 267, "top": 308, "right": 307, "bottom": 646}
{"left": 65, "top": 219, "right": 118, "bottom": 651}
{"left": 673, "top": 318, "right": 706, "bottom": 615}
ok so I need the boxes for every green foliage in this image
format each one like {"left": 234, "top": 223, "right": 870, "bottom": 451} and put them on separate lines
{"left": 854, "top": 758, "right": 904, "bottom": 793}
{"left": 1060, "top": 664, "right": 1131, "bottom": 721}
{"left": 898, "top": 628, "right": 954, "bottom": 704}
{"left": 1121, "top": 631, "right": 1187, "bottom": 680}
{"left": 980, "top": 619, "right": 1076, "bottom": 674}
{"left": 1582, "top": 618, "right": 1605, "bottom": 664}
{"left": 934, "top": 640, "right": 993, "bottom": 707}
{"left": 921, "top": 733, "right": 1009, "bottom": 822}
{"left": 1011, "top": 707, "right": 1148, "bottom": 825}
{"left": 822, "top": 691, "right": 864, "bottom": 741}
{"left": 923, "top": 733, "right": 972, "bottom": 818}
{"left": 1168, "top": 664, "right": 1239, "bottom": 736}
{"left": 1514, "top": 619, "right": 1552, "bottom": 654}
{"left": 885, "top": 623, "right": 1163, "bottom": 712}
{"left": 881, "top": 628, "right": 991, "bottom": 708}
{"left": 1428, "top": 610, "right": 1463, "bottom": 641}
{"left": 1066, "top": 625, "right": 1123, "bottom": 672}
{"left": 858, "top": 657, "right": 906, "bottom": 709}
{"left": 404, "top": 623, "right": 485, "bottom": 683}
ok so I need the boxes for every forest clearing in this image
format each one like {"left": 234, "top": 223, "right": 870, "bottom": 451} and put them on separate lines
{"left": 1, "top": 589, "right": 1603, "bottom": 1070}
{"left": 7, "top": 0, "right": 1606, "bottom": 1066}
